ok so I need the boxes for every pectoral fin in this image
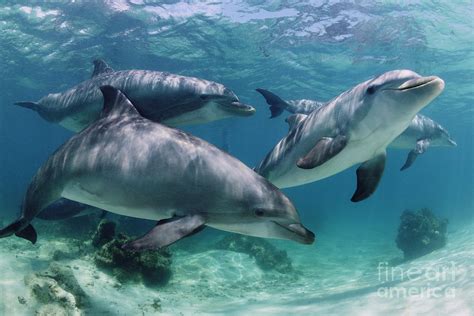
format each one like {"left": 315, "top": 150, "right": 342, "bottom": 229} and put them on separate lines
{"left": 351, "top": 152, "right": 386, "bottom": 202}
{"left": 400, "top": 139, "right": 430, "bottom": 171}
{"left": 297, "top": 135, "right": 347, "bottom": 169}
{"left": 122, "top": 214, "right": 206, "bottom": 251}
{"left": 37, "top": 198, "right": 92, "bottom": 220}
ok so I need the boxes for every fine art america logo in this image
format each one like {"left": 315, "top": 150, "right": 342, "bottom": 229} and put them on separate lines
{"left": 377, "top": 261, "right": 458, "bottom": 299}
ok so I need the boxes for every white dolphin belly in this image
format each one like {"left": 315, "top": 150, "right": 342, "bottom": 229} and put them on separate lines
{"left": 270, "top": 130, "right": 392, "bottom": 188}
{"left": 61, "top": 179, "right": 172, "bottom": 221}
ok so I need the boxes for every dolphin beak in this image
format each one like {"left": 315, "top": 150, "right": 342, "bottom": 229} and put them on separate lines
{"left": 275, "top": 222, "right": 315, "bottom": 244}
{"left": 448, "top": 138, "right": 457, "bottom": 147}
{"left": 227, "top": 101, "right": 256, "bottom": 116}
{"left": 396, "top": 76, "right": 444, "bottom": 91}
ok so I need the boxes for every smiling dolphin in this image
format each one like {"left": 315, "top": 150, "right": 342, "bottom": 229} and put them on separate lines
{"left": 257, "top": 89, "right": 456, "bottom": 171}
{"left": 254, "top": 70, "right": 445, "bottom": 202}
{"left": 256, "top": 89, "right": 456, "bottom": 171}
{"left": 0, "top": 86, "right": 314, "bottom": 249}
{"left": 15, "top": 59, "right": 255, "bottom": 132}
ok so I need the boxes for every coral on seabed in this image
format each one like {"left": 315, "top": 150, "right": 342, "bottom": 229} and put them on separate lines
{"left": 94, "top": 233, "right": 172, "bottom": 286}
{"left": 24, "top": 262, "right": 88, "bottom": 316}
{"left": 396, "top": 208, "right": 448, "bottom": 260}
{"left": 92, "top": 219, "right": 116, "bottom": 247}
{"left": 215, "top": 234, "right": 293, "bottom": 273}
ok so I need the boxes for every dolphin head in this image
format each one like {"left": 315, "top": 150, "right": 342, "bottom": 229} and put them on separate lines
{"left": 362, "top": 70, "right": 444, "bottom": 116}
{"left": 208, "top": 179, "right": 315, "bottom": 245}
{"left": 246, "top": 187, "right": 315, "bottom": 244}
{"left": 349, "top": 70, "right": 445, "bottom": 140}
{"left": 200, "top": 88, "right": 256, "bottom": 118}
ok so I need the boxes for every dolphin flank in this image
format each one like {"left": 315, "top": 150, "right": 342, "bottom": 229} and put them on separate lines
{"left": 1, "top": 86, "right": 314, "bottom": 249}
{"left": 254, "top": 70, "right": 445, "bottom": 202}
{"left": 15, "top": 59, "right": 255, "bottom": 132}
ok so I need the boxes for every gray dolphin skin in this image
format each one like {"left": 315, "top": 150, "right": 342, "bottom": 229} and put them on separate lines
{"left": 254, "top": 70, "right": 445, "bottom": 202}
{"left": 15, "top": 59, "right": 255, "bottom": 132}
{"left": 0, "top": 86, "right": 314, "bottom": 248}
{"left": 256, "top": 88, "right": 456, "bottom": 171}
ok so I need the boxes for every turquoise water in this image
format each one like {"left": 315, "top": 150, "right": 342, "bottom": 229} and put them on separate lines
{"left": 0, "top": 1, "right": 473, "bottom": 315}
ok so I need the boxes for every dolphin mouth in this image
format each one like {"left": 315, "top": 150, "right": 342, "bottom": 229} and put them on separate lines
{"left": 395, "top": 76, "right": 442, "bottom": 91}
{"left": 448, "top": 138, "right": 457, "bottom": 147}
{"left": 275, "top": 221, "right": 315, "bottom": 244}
{"left": 224, "top": 101, "right": 256, "bottom": 116}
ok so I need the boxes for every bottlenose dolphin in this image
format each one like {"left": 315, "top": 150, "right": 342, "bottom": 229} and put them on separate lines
{"left": 256, "top": 89, "right": 456, "bottom": 170}
{"left": 15, "top": 59, "right": 255, "bottom": 132}
{"left": 1, "top": 86, "right": 314, "bottom": 249}
{"left": 254, "top": 70, "right": 445, "bottom": 202}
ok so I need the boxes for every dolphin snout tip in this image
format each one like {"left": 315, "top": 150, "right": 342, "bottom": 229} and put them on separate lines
{"left": 232, "top": 102, "right": 256, "bottom": 116}
{"left": 449, "top": 139, "right": 457, "bottom": 147}
{"left": 432, "top": 76, "right": 445, "bottom": 91}
{"left": 424, "top": 76, "right": 444, "bottom": 93}
{"left": 289, "top": 223, "right": 315, "bottom": 245}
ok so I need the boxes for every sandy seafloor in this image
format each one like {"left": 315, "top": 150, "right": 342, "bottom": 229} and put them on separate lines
{"left": 0, "top": 214, "right": 472, "bottom": 316}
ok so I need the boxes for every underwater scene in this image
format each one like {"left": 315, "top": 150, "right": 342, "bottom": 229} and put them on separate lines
{"left": 0, "top": 1, "right": 473, "bottom": 315}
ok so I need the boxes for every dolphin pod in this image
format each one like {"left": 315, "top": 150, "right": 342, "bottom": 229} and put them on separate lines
{"left": 15, "top": 59, "right": 255, "bottom": 132}
{"left": 254, "top": 70, "right": 445, "bottom": 202}
{"left": 256, "top": 88, "right": 456, "bottom": 171}
{"left": 0, "top": 86, "right": 314, "bottom": 248}
{"left": 1, "top": 65, "right": 450, "bottom": 249}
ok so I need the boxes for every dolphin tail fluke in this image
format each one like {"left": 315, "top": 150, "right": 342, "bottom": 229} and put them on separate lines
{"left": 255, "top": 88, "right": 288, "bottom": 118}
{"left": 14, "top": 101, "right": 40, "bottom": 111}
{"left": 0, "top": 218, "right": 37, "bottom": 244}
{"left": 269, "top": 105, "right": 284, "bottom": 118}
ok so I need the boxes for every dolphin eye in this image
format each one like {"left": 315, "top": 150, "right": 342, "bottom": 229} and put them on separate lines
{"left": 366, "top": 86, "right": 376, "bottom": 95}
{"left": 254, "top": 208, "right": 265, "bottom": 217}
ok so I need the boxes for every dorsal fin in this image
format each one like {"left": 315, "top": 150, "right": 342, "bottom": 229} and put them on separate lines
{"left": 99, "top": 86, "right": 140, "bottom": 118}
{"left": 92, "top": 59, "right": 114, "bottom": 78}
{"left": 285, "top": 114, "right": 307, "bottom": 132}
